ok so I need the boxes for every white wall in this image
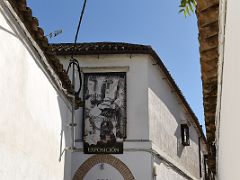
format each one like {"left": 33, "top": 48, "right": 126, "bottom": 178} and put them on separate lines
{"left": 59, "top": 54, "right": 150, "bottom": 141}
{"left": 59, "top": 54, "right": 153, "bottom": 179}
{"left": 147, "top": 58, "right": 203, "bottom": 178}
{"left": 59, "top": 53, "right": 206, "bottom": 179}
{"left": 0, "top": 3, "right": 71, "bottom": 180}
{"left": 84, "top": 163, "right": 124, "bottom": 180}
{"left": 71, "top": 151, "right": 153, "bottom": 180}
{"left": 217, "top": 0, "right": 240, "bottom": 179}
{"left": 154, "top": 162, "right": 187, "bottom": 180}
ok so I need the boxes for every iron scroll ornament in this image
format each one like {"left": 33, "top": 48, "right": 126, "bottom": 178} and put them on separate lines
{"left": 67, "top": 58, "right": 82, "bottom": 98}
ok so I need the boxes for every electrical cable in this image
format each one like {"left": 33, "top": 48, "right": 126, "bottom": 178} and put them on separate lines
{"left": 73, "top": 0, "right": 87, "bottom": 48}
{"left": 69, "top": 0, "right": 87, "bottom": 150}
{"left": 59, "top": 0, "right": 88, "bottom": 161}
{"left": 69, "top": 0, "right": 87, "bottom": 94}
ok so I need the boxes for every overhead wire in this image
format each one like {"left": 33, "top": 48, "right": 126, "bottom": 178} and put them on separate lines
{"left": 73, "top": 0, "right": 87, "bottom": 50}
{"left": 59, "top": 0, "right": 88, "bottom": 161}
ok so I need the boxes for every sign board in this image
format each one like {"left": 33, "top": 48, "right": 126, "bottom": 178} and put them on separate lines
{"left": 83, "top": 72, "right": 126, "bottom": 154}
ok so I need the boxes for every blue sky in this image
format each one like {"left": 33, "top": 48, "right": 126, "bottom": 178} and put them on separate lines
{"left": 28, "top": 0, "right": 204, "bottom": 132}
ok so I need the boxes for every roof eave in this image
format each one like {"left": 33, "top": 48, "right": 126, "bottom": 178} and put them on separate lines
{"left": 6, "top": 0, "right": 81, "bottom": 108}
{"left": 196, "top": 0, "right": 219, "bottom": 173}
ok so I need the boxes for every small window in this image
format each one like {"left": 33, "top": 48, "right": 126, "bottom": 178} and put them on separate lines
{"left": 181, "top": 124, "right": 190, "bottom": 146}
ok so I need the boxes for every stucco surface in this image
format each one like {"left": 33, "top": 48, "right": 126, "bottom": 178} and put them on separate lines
{"left": 72, "top": 151, "right": 152, "bottom": 180}
{"left": 84, "top": 163, "right": 124, "bottom": 180}
{"left": 59, "top": 54, "right": 150, "bottom": 141}
{"left": 58, "top": 54, "right": 206, "bottom": 179}
{"left": 217, "top": 0, "right": 240, "bottom": 179}
{"left": 1, "top": 1, "right": 207, "bottom": 179}
{"left": 154, "top": 162, "right": 188, "bottom": 180}
{"left": 0, "top": 5, "right": 71, "bottom": 180}
{"left": 147, "top": 59, "right": 201, "bottom": 178}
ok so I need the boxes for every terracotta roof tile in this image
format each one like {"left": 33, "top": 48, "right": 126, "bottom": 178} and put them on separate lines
{"left": 7, "top": 0, "right": 81, "bottom": 107}
{"left": 196, "top": 0, "right": 219, "bottom": 173}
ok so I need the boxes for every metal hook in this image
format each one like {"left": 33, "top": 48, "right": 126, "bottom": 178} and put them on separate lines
{"left": 66, "top": 58, "right": 82, "bottom": 98}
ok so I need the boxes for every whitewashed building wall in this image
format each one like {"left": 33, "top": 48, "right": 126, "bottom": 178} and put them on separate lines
{"left": 59, "top": 53, "right": 206, "bottom": 180}
{"left": 147, "top": 58, "right": 203, "bottom": 179}
{"left": 0, "top": 2, "right": 72, "bottom": 180}
{"left": 216, "top": 0, "right": 240, "bottom": 179}
{"left": 0, "top": 0, "right": 207, "bottom": 180}
{"left": 60, "top": 54, "right": 152, "bottom": 180}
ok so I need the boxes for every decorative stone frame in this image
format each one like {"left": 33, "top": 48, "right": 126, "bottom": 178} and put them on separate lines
{"left": 73, "top": 154, "right": 135, "bottom": 180}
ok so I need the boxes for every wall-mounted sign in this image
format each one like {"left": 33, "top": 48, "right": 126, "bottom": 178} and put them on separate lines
{"left": 83, "top": 72, "right": 126, "bottom": 154}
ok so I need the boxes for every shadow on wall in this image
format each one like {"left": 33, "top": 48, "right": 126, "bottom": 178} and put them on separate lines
{"left": 149, "top": 81, "right": 198, "bottom": 146}
{"left": 174, "top": 124, "right": 184, "bottom": 157}
{"left": 57, "top": 96, "right": 73, "bottom": 180}
{"left": 0, "top": 5, "right": 29, "bottom": 48}
{"left": 153, "top": 157, "right": 162, "bottom": 180}
{"left": 0, "top": 24, "right": 20, "bottom": 39}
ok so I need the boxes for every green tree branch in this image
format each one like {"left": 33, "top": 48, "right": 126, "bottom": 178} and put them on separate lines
{"left": 179, "top": 0, "right": 197, "bottom": 17}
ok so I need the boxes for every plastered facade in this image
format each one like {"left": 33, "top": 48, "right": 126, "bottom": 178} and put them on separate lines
{"left": 147, "top": 58, "right": 202, "bottom": 178}
{"left": 216, "top": 0, "right": 240, "bottom": 179}
{"left": 0, "top": 3, "right": 71, "bottom": 180}
{"left": 59, "top": 54, "right": 207, "bottom": 180}
{"left": 0, "top": 1, "right": 207, "bottom": 179}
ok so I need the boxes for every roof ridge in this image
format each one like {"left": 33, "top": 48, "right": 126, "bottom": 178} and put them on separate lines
{"left": 51, "top": 42, "right": 151, "bottom": 48}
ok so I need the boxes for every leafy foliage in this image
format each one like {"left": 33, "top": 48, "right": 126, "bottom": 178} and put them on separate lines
{"left": 179, "top": 0, "right": 197, "bottom": 17}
